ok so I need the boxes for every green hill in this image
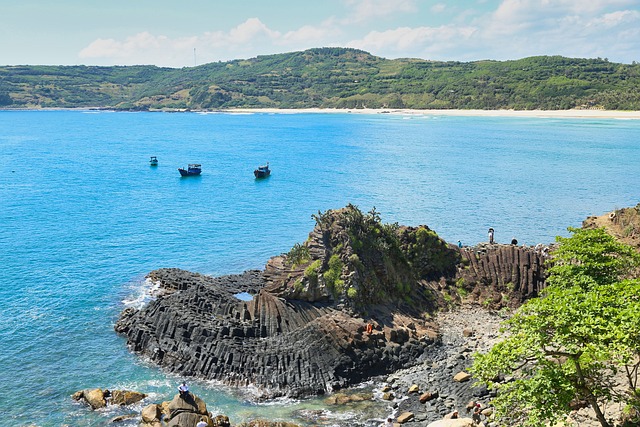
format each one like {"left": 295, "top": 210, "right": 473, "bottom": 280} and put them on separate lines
{"left": 1, "top": 47, "right": 639, "bottom": 110}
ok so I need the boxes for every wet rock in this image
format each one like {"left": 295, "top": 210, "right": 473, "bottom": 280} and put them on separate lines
{"left": 427, "top": 418, "right": 474, "bottom": 427}
{"left": 72, "top": 388, "right": 146, "bottom": 410}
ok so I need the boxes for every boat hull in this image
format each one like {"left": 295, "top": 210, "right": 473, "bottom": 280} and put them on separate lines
{"left": 179, "top": 169, "right": 201, "bottom": 177}
{"left": 254, "top": 170, "right": 270, "bottom": 178}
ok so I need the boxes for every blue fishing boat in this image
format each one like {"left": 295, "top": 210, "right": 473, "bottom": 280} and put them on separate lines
{"left": 254, "top": 162, "right": 270, "bottom": 178}
{"left": 149, "top": 156, "right": 158, "bottom": 166}
{"left": 178, "top": 164, "right": 201, "bottom": 176}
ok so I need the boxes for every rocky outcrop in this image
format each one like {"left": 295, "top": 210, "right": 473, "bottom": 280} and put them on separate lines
{"left": 71, "top": 388, "right": 147, "bottom": 410}
{"left": 583, "top": 204, "right": 640, "bottom": 250}
{"left": 450, "top": 243, "right": 549, "bottom": 309}
{"left": 115, "top": 206, "right": 550, "bottom": 399}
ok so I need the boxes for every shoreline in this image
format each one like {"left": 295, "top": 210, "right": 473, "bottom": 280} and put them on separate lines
{"left": 224, "top": 107, "right": 640, "bottom": 119}
{"left": 4, "top": 107, "right": 640, "bottom": 119}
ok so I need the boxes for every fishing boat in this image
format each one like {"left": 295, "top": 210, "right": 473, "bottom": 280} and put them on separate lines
{"left": 178, "top": 164, "right": 202, "bottom": 177}
{"left": 149, "top": 156, "right": 158, "bottom": 166}
{"left": 254, "top": 162, "right": 271, "bottom": 178}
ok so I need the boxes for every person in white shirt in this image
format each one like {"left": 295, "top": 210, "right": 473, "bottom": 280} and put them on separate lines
{"left": 178, "top": 382, "right": 189, "bottom": 398}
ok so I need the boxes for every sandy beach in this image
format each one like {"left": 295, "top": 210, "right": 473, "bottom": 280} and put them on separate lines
{"left": 226, "top": 107, "right": 640, "bottom": 119}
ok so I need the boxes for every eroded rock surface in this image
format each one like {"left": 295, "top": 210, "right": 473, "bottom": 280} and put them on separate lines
{"left": 115, "top": 206, "right": 549, "bottom": 399}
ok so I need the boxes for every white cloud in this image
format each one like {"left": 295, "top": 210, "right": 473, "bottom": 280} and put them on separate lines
{"left": 79, "top": 32, "right": 198, "bottom": 66}
{"left": 79, "top": 18, "right": 342, "bottom": 66}
{"left": 343, "top": 0, "right": 417, "bottom": 23}
{"left": 78, "top": 2, "right": 640, "bottom": 67}
{"left": 348, "top": 25, "right": 477, "bottom": 58}
{"left": 474, "top": 0, "right": 640, "bottom": 60}
{"left": 228, "top": 18, "right": 281, "bottom": 44}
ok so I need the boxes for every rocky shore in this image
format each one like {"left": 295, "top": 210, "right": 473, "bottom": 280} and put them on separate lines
{"left": 376, "top": 307, "right": 505, "bottom": 426}
{"left": 112, "top": 205, "right": 557, "bottom": 426}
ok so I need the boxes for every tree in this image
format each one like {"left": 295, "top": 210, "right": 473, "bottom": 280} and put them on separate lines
{"left": 471, "top": 227, "right": 640, "bottom": 427}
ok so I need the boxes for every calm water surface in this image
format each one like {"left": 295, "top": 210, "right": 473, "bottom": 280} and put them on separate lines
{"left": 0, "top": 111, "right": 639, "bottom": 426}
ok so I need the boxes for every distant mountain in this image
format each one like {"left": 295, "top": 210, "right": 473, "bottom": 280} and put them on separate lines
{"left": 1, "top": 47, "right": 639, "bottom": 110}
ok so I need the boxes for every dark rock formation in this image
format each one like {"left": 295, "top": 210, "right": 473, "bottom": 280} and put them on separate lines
{"left": 450, "top": 243, "right": 549, "bottom": 309}
{"left": 115, "top": 205, "right": 550, "bottom": 399}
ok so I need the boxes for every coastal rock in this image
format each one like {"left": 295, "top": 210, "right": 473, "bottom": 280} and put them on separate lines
{"left": 236, "top": 421, "right": 302, "bottom": 427}
{"left": 452, "top": 244, "right": 548, "bottom": 309}
{"left": 453, "top": 372, "right": 471, "bottom": 382}
{"left": 115, "top": 206, "right": 549, "bottom": 399}
{"left": 72, "top": 388, "right": 146, "bottom": 410}
{"left": 397, "top": 412, "right": 415, "bottom": 423}
{"left": 427, "top": 418, "right": 474, "bottom": 427}
{"left": 141, "top": 404, "right": 162, "bottom": 424}
{"left": 164, "top": 393, "right": 210, "bottom": 427}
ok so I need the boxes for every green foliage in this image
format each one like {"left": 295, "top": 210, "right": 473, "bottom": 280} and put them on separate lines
{"left": 286, "top": 242, "right": 310, "bottom": 267}
{"left": 304, "top": 259, "right": 322, "bottom": 285}
{"left": 324, "top": 254, "right": 345, "bottom": 296}
{"left": 2, "top": 50, "right": 640, "bottom": 110}
{"left": 346, "top": 287, "right": 358, "bottom": 299}
{"left": 471, "top": 227, "right": 640, "bottom": 427}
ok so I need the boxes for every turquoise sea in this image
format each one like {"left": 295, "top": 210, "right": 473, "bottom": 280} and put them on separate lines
{"left": 1, "top": 110, "right": 639, "bottom": 427}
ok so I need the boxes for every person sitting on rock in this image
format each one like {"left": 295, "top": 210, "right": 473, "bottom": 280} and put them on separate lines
{"left": 380, "top": 417, "right": 393, "bottom": 427}
{"left": 178, "top": 382, "right": 190, "bottom": 398}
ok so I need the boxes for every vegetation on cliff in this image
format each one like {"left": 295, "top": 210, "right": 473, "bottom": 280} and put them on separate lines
{"left": 281, "top": 204, "right": 459, "bottom": 309}
{"left": 471, "top": 227, "right": 640, "bottom": 427}
{"left": 2, "top": 47, "right": 640, "bottom": 110}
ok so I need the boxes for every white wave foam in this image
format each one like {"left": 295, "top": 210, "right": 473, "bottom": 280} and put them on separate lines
{"left": 121, "top": 277, "right": 161, "bottom": 309}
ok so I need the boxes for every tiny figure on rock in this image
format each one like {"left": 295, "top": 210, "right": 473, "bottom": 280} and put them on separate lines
{"left": 178, "top": 382, "right": 190, "bottom": 399}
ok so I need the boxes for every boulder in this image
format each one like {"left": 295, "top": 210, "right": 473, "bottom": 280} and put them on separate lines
{"left": 408, "top": 384, "right": 420, "bottom": 394}
{"left": 110, "top": 389, "right": 147, "bottom": 406}
{"left": 453, "top": 372, "right": 471, "bottom": 382}
{"left": 427, "top": 418, "right": 474, "bottom": 427}
{"left": 164, "top": 393, "right": 210, "bottom": 427}
{"left": 212, "top": 414, "right": 231, "bottom": 427}
{"left": 419, "top": 391, "right": 438, "bottom": 403}
{"left": 382, "top": 392, "right": 395, "bottom": 401}
{"left": 141, "top": 404, "right": 162, "bottom": 423}
{"left": 397, "top": 412, "right": 415, "bottom": 423}
{"left": 72, "top": 388, "right": 146, "bottom": 410}
{"left": 86, "top": 388, "right": 108, "bottom": 410}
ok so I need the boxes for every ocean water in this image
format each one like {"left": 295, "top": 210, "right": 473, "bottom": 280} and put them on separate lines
{"left": 0, "top": 110, "right": 638, "bottom": 426}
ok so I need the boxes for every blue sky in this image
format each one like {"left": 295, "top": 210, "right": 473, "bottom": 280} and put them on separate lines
{"left": 1, "top": 0, "right": 639, "bottom": 67}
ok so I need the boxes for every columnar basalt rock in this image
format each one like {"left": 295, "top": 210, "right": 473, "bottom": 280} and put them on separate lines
{"left": 452, "top": 244, "right": 549, "bottom": 308}
{"left": 115, "top": 206, "right": 550, "bottom": 399}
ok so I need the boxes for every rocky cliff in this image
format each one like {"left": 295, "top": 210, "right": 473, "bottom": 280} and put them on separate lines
{"left": 115, "top": 205, "right": 549, "bottom": 398}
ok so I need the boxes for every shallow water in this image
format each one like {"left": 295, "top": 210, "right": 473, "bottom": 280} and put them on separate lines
{"left": 0, "top": 110, "right": 638, "bottom": 426}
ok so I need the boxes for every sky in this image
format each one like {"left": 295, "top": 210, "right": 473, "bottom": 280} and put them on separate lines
{"left": 1, "top": 0, "right": 639, "bottom": 67}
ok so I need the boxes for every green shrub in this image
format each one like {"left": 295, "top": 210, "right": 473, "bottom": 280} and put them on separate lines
{"left": 304, "top": 259, "right": 322, "bottom": 285}
{"left": 325, "top": 254, "right": 345, "bottom": 295}
{"left": 286, "top": 242, "right": 310, "bottom": 266}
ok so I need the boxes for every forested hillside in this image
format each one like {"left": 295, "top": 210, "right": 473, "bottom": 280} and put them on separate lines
{"left": 1, "top": 47, "right": 639, "bottom": 110}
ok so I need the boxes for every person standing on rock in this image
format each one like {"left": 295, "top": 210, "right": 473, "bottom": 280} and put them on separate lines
{"left": 472, "top": 403, "right": 483, "bottom": 424}
{"left": 488, "top": 228, "right": 495, "bottom": 244}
